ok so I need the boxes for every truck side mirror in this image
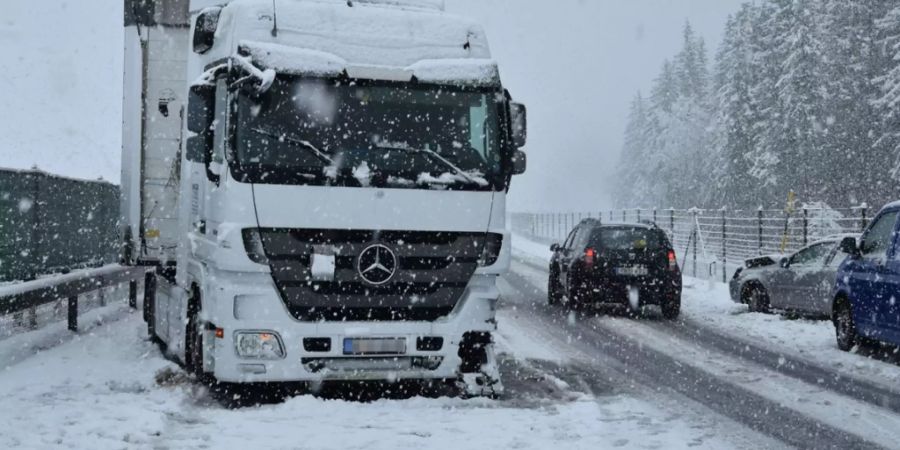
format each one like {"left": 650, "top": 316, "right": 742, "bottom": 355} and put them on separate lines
{"left": 510, "top": 102, "right": 527, "bottom": 148}
{"left": 779, "top": 257, "right": 790, "bottom": 268}
{"left": 186, "top": 136, "right": 206, "bottom": 162}
{"left": 186, "top": 84, "right": 220, "bottom": 184}
{"left": 188, "top": 85, "right": 215, "bottom": 134}
{"left": 550, "top": 243, "right": 560, "bottom": 252}
{"left": 193, "top": 7, "right": 222, "bottom": 54}
{"left": 840, "top": 236, "right": 860, "bottom": 256}
{"left": 511, "top": 150, "right": 527, "bottom": 175}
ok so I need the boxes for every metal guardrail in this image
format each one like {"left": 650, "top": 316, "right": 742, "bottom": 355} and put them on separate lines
{"left": 0, "top": 265, "right": 156, "bottom": 332}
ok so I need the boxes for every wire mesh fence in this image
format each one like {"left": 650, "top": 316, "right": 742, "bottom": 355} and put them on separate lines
{"left": 0, "top": 168, "right": 119, "bottom": 283}
{"left": 510, "top": 205, "right": 871, "bottom": 282}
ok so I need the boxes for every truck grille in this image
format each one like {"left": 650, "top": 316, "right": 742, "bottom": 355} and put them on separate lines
{"left": 258, "top": 229, "right": 486, "bottom": 321}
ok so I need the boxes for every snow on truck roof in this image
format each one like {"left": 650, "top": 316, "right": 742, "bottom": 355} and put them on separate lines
{"left": 214, "top": 0, "right": 498, "bottom": 85}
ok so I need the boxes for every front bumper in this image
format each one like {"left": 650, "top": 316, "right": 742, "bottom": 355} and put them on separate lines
{"left": 200, "top": 271, "right": 500, "bottom": 383}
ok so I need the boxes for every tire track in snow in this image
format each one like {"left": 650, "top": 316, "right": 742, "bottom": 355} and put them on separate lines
{"left": 516, "top": 255, "right": 900, "bottom": 414}
{"left": 502, "top": 264, "right": 880, "bottom": 450}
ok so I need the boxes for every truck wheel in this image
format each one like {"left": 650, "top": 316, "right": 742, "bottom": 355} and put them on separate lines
{"left": 745, "top": 284, "right": 770, "bottom": 313}
{"left": 834, "top": 299, "right": 858, "bottom": 352}
{"left": 145, "top": 273, "right": 161, "bottom": 344}
{"left": 185, "top": 287, "right": 206, "bottom": 380}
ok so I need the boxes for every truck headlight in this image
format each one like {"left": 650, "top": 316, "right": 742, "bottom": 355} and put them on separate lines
{"left": 235, "top": 331, "right": 285, "bottom": 359}
{"left": 242, "top": 229, "right": 269, "bottom": 264}
{"left": 478, "top": 233, "right": 504, "bottom": 267}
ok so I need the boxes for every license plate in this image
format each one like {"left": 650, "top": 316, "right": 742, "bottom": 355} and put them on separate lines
{"left": 343, "top": 338, "right": 407, "bottom": 356}
{"left": 616, "top": 266, "right": 648, "bottom": 277}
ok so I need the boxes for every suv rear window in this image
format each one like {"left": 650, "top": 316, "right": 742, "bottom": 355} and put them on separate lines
{"left": 589, "top": 227, "right": 667, "bottom": 251}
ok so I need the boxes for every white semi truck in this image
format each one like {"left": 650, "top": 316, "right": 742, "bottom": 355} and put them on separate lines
{"left": 122, "top": 0, "right": 527, "bottom": 396}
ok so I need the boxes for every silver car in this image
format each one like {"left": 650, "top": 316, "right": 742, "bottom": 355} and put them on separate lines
{"left": 729, "top": 235, "right": 857, "bottom": 317}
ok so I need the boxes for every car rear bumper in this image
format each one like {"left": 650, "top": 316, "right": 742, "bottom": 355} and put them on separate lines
{"left": 576, "top": 276, "right": 681, "bottom": 306}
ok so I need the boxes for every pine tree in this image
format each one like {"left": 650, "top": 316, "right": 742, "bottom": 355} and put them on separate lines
{"left": 875, "top": 5, "right": 900, "bottom": 195}
{"left": 712, "top": 6, "right": 762, "bottom": 208}
{"left": 614, "top": 93, "right": 652, "bottom": 207}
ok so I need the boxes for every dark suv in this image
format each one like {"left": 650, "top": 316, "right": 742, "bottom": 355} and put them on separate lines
{"left": 548, "top": 220, "right": 682, "bottom": 318}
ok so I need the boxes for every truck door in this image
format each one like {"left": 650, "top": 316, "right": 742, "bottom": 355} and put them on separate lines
{"left": 849, "top": 210, "right": 899, "bottom": 338}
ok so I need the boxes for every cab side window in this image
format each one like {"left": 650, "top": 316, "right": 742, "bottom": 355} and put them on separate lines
{"left": 860, "top": 211, "right": 899, "bottom": 259}
{"left": 563, "top": 229, "right": 577, "bottom": 250}
{"left": 571, "top": 226, "right": 591, "bottom": 252}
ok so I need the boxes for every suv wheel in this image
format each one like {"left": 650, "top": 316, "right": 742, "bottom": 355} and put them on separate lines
{"left": 745, "top": 285, "right": 770, "bottom": 313}
{"left": 547, "top": 270, "right": 561, "bottom": 306}
{"left": 662, "top": 299, "right": 680, "bottom": 320}
{"left": 566, "top": 276, "right": 586, "bottom": 310}
{"left": 834, "top": 300, "right": 858, "bottom": 352}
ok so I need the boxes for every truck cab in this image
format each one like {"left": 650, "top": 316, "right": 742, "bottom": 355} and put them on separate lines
{"left": 124, "top": 0, "right": 526, "bottom": 396}
{"left": 832, "top": 202, "right": 900, "bottom": 351}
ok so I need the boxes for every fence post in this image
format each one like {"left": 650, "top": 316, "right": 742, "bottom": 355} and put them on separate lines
{"left": 758, "top": 208, "right": 763, "bottom": 256}
{"left": 653, "top": 208, "right": 657, "bottom": 225}
{"left": 692, "top": 210, "right": 698, "bottom": 278}
{"left": 670, "top": 209, "right": 675, "bottom": 236}
{"left": 129, "top": 279, "right": 138, "bottom": 309}
{"left": 722, "top": 208, "right": 727, "bottom": 283}
{"left": 622, "top": 210, "right": 626, "bottom": 223}
{"left": 609, "top": 210, "right": 613, "bottom": 222}
{"left": 144, "top": 271, "right": 157, "bottom": 335}
{"left": 554, "top": 214, "right": 562, "bottom": 239}
{"left": 802, "top": 208, "right": 809, "bottom": 246}
{"left": 861, "top": 203, "right": 869, "bottom": 230}
{"left": 67, "top": 295, "right": 78, "bottom": 332}
{"left": 637, "top": 209, "right": 641, "bottom": 222}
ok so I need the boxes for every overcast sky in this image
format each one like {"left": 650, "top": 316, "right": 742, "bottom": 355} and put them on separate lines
{"left": 445, "top": 0, "right": 746, "bottom": 212}
{"left": 0, "top": 0, "right": 744, "bottom": 211}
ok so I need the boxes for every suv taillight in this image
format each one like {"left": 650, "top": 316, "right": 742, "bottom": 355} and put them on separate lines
{"left": 667, "top": 250, "right": 677, "bottom": 271}
{"left": 584, "top": 248, "right": 597, "bottom": 268}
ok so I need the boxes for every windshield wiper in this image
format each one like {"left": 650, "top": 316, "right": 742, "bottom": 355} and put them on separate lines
{"left": 250, "top": 127, "right": 334, "bottom": 165}
{"left": 374, "top": 144, "right": 485, "bottom": 186}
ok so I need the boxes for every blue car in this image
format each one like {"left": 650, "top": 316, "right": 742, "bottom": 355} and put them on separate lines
{"left": 833, "top": 201, "right": 900, "bottom": 351}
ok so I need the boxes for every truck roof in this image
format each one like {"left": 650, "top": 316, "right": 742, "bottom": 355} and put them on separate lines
{"left": 207, "top": 0, "right": 498, "bottom": 85}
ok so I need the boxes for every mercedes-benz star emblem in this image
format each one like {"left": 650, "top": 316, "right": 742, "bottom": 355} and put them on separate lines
{"left": 357, "top": 244, "right": 398, "bottom": 285}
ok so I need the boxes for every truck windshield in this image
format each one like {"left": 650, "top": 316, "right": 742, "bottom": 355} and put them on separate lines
{"left": 233, "top": 76, "right": 505, "bottom": 190}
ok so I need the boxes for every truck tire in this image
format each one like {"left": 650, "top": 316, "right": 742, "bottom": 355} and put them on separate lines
{"left": 145, "top": 273, "right": 161, "bottom": 344}
{"left": 834, "top": 298, "right": 858, "bottom": 352}
{"left": 185, "top": 286, "right": 206, "bottom": 380}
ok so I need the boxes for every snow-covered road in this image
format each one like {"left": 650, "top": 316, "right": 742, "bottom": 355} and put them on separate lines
{"left": 3, "top": 233, "right": 900, "bottom": 448}
{"left": 0, "top": 287, "right": 761, "bottom": 449}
